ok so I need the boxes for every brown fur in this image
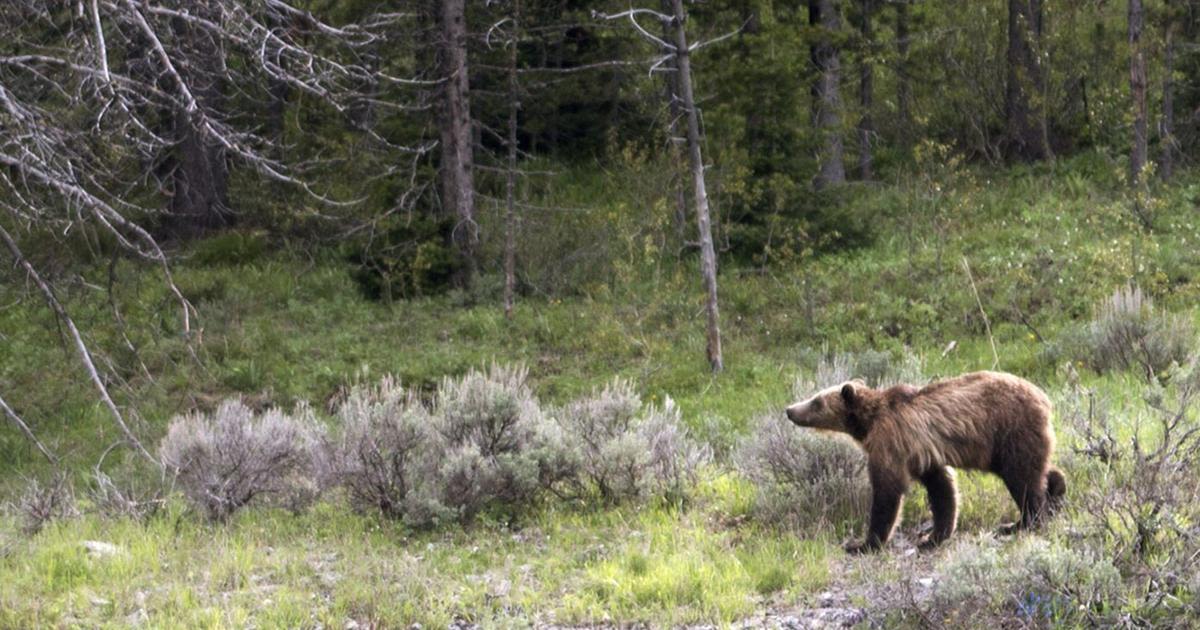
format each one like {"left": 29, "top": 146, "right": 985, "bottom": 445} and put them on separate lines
{"left": 785, "top": 371, "right": 1066, "bottom": 553}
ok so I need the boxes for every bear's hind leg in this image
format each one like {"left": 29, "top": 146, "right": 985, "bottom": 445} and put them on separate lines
{"left": 997, "top": 467, "right": 1048, "bottom": 534}
{"left": 918, "top": 466, "right": 958, "bottom": 550}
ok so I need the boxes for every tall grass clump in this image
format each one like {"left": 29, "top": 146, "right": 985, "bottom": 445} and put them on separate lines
{"left": 1081, "top": 285, "right": 1193, "bottom": 381}
{"left": 160, "top": 400, "right": 324, "bottom": 521}
{"left": 555, "top": 379, "right": 710, "bottom": 504}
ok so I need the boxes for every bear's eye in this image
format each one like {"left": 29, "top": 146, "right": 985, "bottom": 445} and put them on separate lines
{"left": 811, "top": 399, "right": 823, "bottom": 410}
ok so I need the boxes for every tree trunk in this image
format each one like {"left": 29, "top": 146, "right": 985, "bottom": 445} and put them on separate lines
{"left": 895, "top": 0, "right": 912, "bottom": 142}
{"left": 858, "top": 0, "right": 874, "bottom": 180}
{"left": 165, "top": 5, "right": 230, "bottom": 238}
{"left": 811, "top": 0, "right": 846, "bottom": 189}
{"left": 1004, "top": 0, "right": 1051, "bottom": 161}
{"left": 1160, "top": 1, "right": 1177, "bottom": 181}
{"left": 1130, "top": 0, "right": 1148, "bottom": 184}
{"left": 504, "top": 0, "right": 521, "bottom": 319}
{"left": 661, "top": 0, "right": 689, "bottom": 247}
{"left": 669, "top": 0, "right": 723, "bottom": 373}
{"left": 439, "top": 0, "right": 476, "bottom": 287}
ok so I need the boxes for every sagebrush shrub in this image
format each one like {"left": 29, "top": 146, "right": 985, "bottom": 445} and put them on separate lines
{"left": 734, "top": 413, "right": 869, "bottom": 530}
{"left": 555, "top": 380, "right": 709, "bottom": 503}
{"left": 930, "top": 537, "right": 1120, "bottom": 626}
{"left": 794, "top": 350, "right": 925, "bottom": 398}
{"left": 15, "top": 473, "right": 78, "bottom": 534}
{"left": 326, "top": 377, "right": 431, "bottom": 519}
{"left": 427, "top": 364, "right": 568, "bottom": 522}
{"left": 1083, "top": 285, "right": 1193, "bottom": 381}
{"left": 1060, "top": 360, "right": 1200, "bottom": 575}
{"left": 160, "top": 400, "right": 323, "bottom": 521}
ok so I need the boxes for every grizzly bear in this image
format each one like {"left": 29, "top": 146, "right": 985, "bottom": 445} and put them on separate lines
{"left": 785, "top": 371, "right": 1065, "bottom": 553}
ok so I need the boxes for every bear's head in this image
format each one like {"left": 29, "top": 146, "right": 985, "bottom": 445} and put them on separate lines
{"left": 785, "top": 380, "right": 873, "bottom": 437}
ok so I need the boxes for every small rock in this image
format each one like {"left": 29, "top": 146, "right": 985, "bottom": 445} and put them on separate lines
{"left": 82, "top": 541, "right": 124, "bottom": 558}
{"left": 344, "top": 620, "right": 361, "bottom": 630}
{"left": 125, "top": 608, "right": 148, "bottom": 627}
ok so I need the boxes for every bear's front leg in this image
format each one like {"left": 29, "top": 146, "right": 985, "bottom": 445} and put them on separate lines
{"left": 846, "top": 462, "right": 909, "bottom": 554}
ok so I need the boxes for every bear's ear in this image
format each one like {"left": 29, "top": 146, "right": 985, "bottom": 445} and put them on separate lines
{"left": 841, "top": 382, "right": 859, "bottom": 408}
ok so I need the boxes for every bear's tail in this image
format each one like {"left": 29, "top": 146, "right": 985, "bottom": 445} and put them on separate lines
{"left": 1046, "top": 467, "right": 1066, "bottom": 513}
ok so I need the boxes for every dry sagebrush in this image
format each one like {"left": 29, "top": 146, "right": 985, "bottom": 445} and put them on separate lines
{"left": 160, "top": 400, "right": 324, "bottom": 521}
{"left": 325, "top": 377, "right": 432, "bottom": 521}
{"left": 734, "top": 352, "right": 920, "bottom": 531}
{"left": 555, "top": 380, "right": 710, "bottom": 504}
{"left": 14, "top": 473, "right": 78, "bottom": 534}
{"left": 1082, "top": 285, "right": 1194, "bottom": 381}
{"left": 734, "top": 413, "right": 869, "bottom": 530}
{"left": 427, "top": 364, "right": 573, "bottom": 523}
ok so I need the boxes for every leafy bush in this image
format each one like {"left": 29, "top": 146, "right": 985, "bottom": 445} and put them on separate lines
{"left": 325, "top": 377, "right": 432, "bottom": 520}
{"left": 160, "top": 400, "right": 324, "bottom": 521}
{"left": 555, "top": 380, "right": 710, "bottom": 504}
{"left": 1080, "top": 285, "right": 1194, "bottom": 381}
{"left": 189, "top": 231, "right": 269, "bottom": 266}
{"left": 347, "top": 214, "right": 463, "bottom": 301}
{"left": 734, "top": 413, "right": 868, "bottom": 530}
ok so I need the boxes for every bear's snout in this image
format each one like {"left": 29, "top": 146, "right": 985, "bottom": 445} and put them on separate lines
{"left": 785, "top": 404, "right": 803, "bottom": 425}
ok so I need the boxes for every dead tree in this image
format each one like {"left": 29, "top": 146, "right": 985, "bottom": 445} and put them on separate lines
{"left": 161, "top": 0, "right": 232, "bottom": 237}
{"left": 857, "top": 0, "right": 875, "bottom": 180}
{"left": 439, "top": 0, "right": 478, "bottom": 288}
{"left": 811, "top": 0, "right": 847, "bottom": 188}
{"left": 1160, "top": 0, "right": 1179, "bottom": 181}
{"left": 504, "top": 0, "right": 522, "bottom": 318}
{"left": 0, "top": 1, "right": 426, "bottom": 464}
{"left": 599, "top": 2, "right": 738, "bottom": 372}
{"left": 661, "top": 0, "right": 690, "bottom": 246}
{"left": 1130, "top": 0, "right": 1149, "bottom": 185}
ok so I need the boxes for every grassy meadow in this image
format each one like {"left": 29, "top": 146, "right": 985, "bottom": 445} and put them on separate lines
{"left": 2, "top": 153, "right": 1200, "bottom": 627}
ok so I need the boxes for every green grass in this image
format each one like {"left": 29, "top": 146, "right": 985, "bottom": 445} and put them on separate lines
{"left": 2, "top": 152, "right": 1200, "bottom": 625}
{"left": 0, "top": 485, "right": 835, "bottom": 628}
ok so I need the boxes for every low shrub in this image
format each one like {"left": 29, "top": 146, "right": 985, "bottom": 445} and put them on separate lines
{"left": 426, "top": 364, "right": 572, "bottom": 523}
{"left": 325, "top": 377, "right": 432, "bottom": 520}
{"left": 929, "top": 537, "right": 1122, "bottom": 626}
{"left": 14, "top": 473, "right": 78, "bottom": 535}
{"left": 159, "top": 400, "right": 324, "bottom": 521}
{"left": 346, "top": 214, "right": 464, "bottom": 301}
{"left": 733, "top": 413, "right": 868, "bottom": 531}
{"left": 555, "top": 380, "right": 710, "bottom": 504}
{"left": 1080, "top": 285, "right": 1194, "bottom": 381}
